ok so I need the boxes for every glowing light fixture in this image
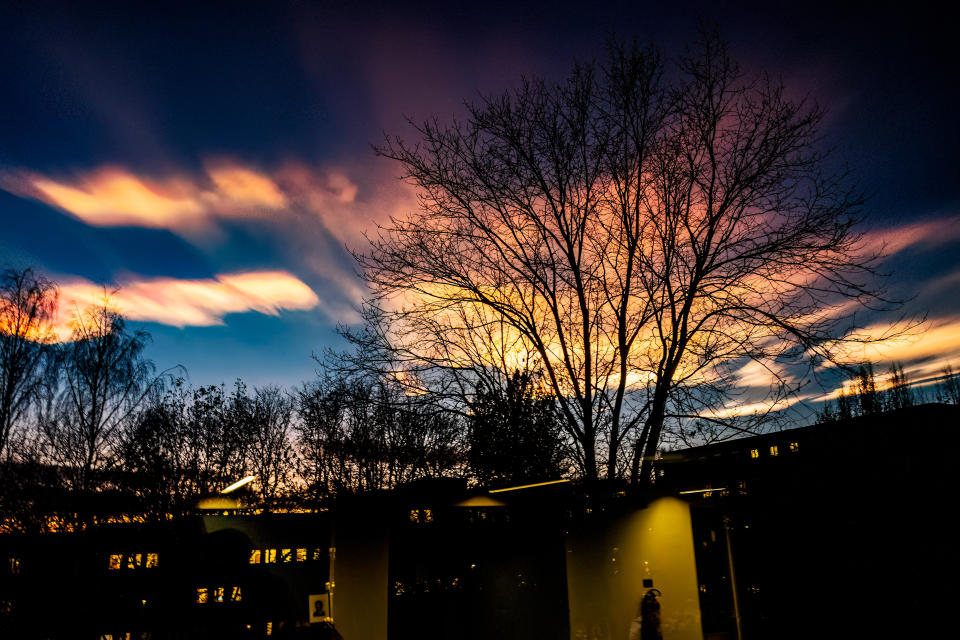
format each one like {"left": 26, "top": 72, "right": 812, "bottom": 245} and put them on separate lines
{"left": 221, "top": 475, "right": 255, "bottom": 494}
{"left": 679, "top": 487, "right": 727, "bottom": 495}
{"left": 489, "top": 479, "right": 569, "bottom": 493}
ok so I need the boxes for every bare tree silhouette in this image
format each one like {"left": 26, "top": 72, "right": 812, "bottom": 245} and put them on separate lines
{"left": 0, "top": 267, "right": 57, "bottom": 462}
{"left": 359, "top": 28, "right": 901, "bottom": 481}
{"left": 41, "top": 295, "right": 156, "bottom": 492}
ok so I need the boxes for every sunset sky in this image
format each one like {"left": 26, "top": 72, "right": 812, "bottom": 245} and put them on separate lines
{"left": 2, "top": 1, "right": 958, "bottom": 414}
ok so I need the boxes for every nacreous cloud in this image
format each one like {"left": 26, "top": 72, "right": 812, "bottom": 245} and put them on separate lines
{"left": 57, "top": 270, "right": 320, "bottom": 337}
{"left": 0, "top": 158, "right": 383, "bottom": 241}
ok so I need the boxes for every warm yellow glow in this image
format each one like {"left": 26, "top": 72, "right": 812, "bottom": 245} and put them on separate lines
{"left": 108, "top": 554, "right": 123, "bottom": 570}
{"left": 249, "top": 549, "right": 261, "bottom": 564}
{"left": 197, "top": 495, "right": 238, "bottom": 510}
{"left": 750, "top": 449, "right": 760, "bottom": 459}
{"left": 769, "top": 445, "right": 779, "bottom": 457}
{"left": 196, "top": 588, "right": 209, "bottom": 604}
{"left": 214, "top": 586, "right": 224, "bottom": 603}
{"left": 488, "top": 479, "right": 569, "bottom": 493}
{"left": 789, "top": 441, "right": 799, "bottom": 453}
{"left": 678, "top": 487, "right": 727, "bottom": 495}
{"left": 265, "top": 549, "right": 276, "bottom": 563}
{"left": 221, "top": 475, "right": 255, "bottom": 494}
{"left": 455, "top": 495, "right": 507, "bottom": 508}
{"left": 566, "top": 497, "right": 702, "bottom": 640}
{"left": 281, "top": 548, "right": 292, "bottom": 563}
{"left": 296, "top": 548, "right": 307, "bottom": 562}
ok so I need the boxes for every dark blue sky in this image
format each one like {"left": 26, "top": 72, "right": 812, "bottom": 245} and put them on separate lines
{"left": 2, "top": 0, "right": 958, "bottom": 394}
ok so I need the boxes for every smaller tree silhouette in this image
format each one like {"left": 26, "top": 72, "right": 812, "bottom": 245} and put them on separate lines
{"left": 467, "top": 370, "right": 567, "bottom": 486}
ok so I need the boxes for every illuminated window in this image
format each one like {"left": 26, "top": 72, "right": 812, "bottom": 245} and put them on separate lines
{"left": 699, "top": 584, "right": 707, "bottom": 593}
{"left": 265, "top": 549, "right": 276, "bottom": 563}
{"left": 214, "top": 586, "right": 224, "bottom": 603}
{"left": 789, "top": 441, "right": 799, "bottom": 453}
{"left": 1, "top": 599, "right": 12, "bottom": 615}
{"left": 737, "top": 480, "right": 748, "bottom": 494}
{"left": 769, "top": 445, "right": 779, "bottom": 457}
{"left": 230, "top": 586, "right": 243, "bottom": 602}
{"left": 280, "top": 548, "right": 292, "bottom": 563}
{"left": 296, "top": 548, "right": 307, "bottom": 562}
{"left": 409, "top": 509, "right": 420, "bottom": 523}
{"left": 750, "top": 448, "right": 759, "bottom": 459}
{"left": 145, "top": 553, "right": 158, "bottom": 568}
{"left": 422, "top": 509, "right": 434, "bottom": 523}
{"left": 312, "top": 548, "right": 323, "bottom": 562}
{"left": 249, "top": 549, "right": 261, "bottom": 564}
{"left": 196, "top": 588, "right": 209, "bottom": 604}
{"left": 126, "top": 554, "right": 140, "bottom": 570}
{"left": 108, "top": 554, "right": 123, "bottom": 571}
{"left": 9, "top": 557, "right": 21, "bottom": 575}
{"left": 266, "top": 622, "right": 273, "bottom": 636}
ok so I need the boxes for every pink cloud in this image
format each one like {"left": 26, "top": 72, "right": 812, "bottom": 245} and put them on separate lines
{"left": 861, "top": 214, "right": 960, "bottom": 257}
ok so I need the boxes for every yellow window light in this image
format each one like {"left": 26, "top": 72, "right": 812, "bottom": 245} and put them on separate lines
{"left": 196, "top": 588, "right": 209, "bottom": 604}
{"left": 249, "top": 549, "right": 261, "bottom": 564}
{"left": 749, "top": 448, "right": 759, "bottom": 459}
{"left": 769, "top": 445, "right": 779, "bottom": 456}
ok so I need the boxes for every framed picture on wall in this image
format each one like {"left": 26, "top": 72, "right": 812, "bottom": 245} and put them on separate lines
{"left": 309, "top": 592, "right": 333, "bottom": 623}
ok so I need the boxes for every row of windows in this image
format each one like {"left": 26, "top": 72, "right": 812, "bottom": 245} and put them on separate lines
{"left": 195, "top": 585, "right": 243, "bottom": 604}
{"left": 108, "top": 552, "right": 159, "bottom": 571}
{"left": 248, "top": 547, "right": 323, "bottom": 564}
{"left": 749, "top": 441, "right": 799, "bottom": 459}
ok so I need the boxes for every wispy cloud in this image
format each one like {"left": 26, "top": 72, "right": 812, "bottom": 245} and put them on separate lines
{"left": 1, "top": 158, "right": 418, "bottom": 321}
{"left": 56, "top": 270, "right": 320, "bottom": 338}
{"left": 0, "top": 158, "right": 408, "bottom": 242}
{"left": 861, "top": 214, "right": 960, "bottom": 256}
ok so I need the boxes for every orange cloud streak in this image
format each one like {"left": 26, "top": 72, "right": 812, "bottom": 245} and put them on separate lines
{"left": 55, "top": 271, "right": 319, "bottom": 339}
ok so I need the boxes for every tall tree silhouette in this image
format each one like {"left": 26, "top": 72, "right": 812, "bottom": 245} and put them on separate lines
{"left": 358, "top": 27, "right": 898, "bottom": 481}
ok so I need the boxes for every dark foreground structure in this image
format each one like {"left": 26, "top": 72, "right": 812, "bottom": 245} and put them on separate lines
{"left": 1, "top": 403, "right": 957, "bottom": 639}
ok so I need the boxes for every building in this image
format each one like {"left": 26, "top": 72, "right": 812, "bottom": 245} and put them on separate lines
{"left": 660, "top": 402, "right": 960, "bottom": 639}
{"left": 3, "top": 403, "right": 955, "bottom": 639}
